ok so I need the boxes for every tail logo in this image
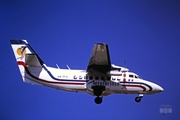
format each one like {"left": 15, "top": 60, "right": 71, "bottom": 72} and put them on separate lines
{"left": 16, "top": 46, "right": 26, "bottom": 56}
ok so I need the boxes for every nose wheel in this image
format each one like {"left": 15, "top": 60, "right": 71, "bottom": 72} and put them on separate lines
{"left": 135, "top": 94, "right": 143, "bottom": 103}
{"left": 135, "top": 97, "right": 141, "bottom": 102}
{"left": 94, "top": 96, "right": 103, "bottom": 104}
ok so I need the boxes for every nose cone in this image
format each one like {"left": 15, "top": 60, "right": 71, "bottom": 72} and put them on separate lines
{"left": 153, "top": 84, "right": 164, "bottom": 92}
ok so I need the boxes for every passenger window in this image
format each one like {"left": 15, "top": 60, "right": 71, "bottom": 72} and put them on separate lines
{"left": 74, "top": 75, "right": 77, "bottom": 79}
{"left": 79, "top": 76, "right": 82, "bottom": 79}
{"left": 95, "top": 76, "right": 99, "bottom": 80}
{"left": 129, "top": 75, "right": 134, "bottom": 78}
{"left": 89, "top": 76, "right": 93, "bottom": 80}
{"left": 106, "top": 77, "right": 110, "bottom": 80}
{"left": 84, "top": 76, "right": 88, "bottom": 79}
{"left": 101, "top": 77, "right": 105, "bottom": 80}
{"left": 135, "top": 76, "right": 138, "bottom": 78}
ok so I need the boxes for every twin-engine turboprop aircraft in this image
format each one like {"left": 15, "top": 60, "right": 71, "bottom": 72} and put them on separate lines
{"left": 10, "top": 40, "right": 163, "bottom": 104}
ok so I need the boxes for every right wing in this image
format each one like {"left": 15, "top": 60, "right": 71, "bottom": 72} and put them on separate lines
{"left": 87, "top": 43, "right": 111, "bottom": 74}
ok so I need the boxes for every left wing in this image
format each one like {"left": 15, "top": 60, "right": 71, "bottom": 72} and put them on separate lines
{"left": 87, "top": 43, "right": 111, "bottom": 74}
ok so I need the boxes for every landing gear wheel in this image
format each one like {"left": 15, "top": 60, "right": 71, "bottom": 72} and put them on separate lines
{"left": 135, "top": 97, "right": 141, "bottom": 102}
{"left": 94, "top": 97, "right": 102, "bottom": 104}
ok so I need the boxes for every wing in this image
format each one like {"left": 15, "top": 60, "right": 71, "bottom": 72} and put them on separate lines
{"left": 87, "top": 43, "right": 111, "bottom": 74}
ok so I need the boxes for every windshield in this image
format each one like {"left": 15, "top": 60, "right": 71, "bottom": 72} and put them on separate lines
{"left": 135, "top": 75, "right": 142, "bottom": 79}
{"left": 137, "top": 76, "right": 142, "bottom": 79}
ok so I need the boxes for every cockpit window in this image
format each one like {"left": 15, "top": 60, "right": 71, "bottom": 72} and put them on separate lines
{"left": 135, "top": 75, "right": 142, "bottom": 79}
{"left": 138, "top": 76, "right": 142, "bottom": 79}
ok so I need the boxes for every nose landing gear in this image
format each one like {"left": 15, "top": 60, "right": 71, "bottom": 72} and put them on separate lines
{"left": 135, "top": 94, "right": 143, "bottom": 103}
{"left": 135, "top": 97, "right": 141, "bottom": 102}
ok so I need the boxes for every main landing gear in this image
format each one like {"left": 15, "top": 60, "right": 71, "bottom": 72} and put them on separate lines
{"left": 135, "top": 94, "right": 143, "bottom": 103}
{"left": 92, "top": 86, "right": 105, "bottom": 104}
{"left": 94, "top": 96, "right": 103, "bottom": 104}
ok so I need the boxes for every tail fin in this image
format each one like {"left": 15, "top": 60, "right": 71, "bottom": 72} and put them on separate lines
{"left": 10, "top": 40, "right": 44, "bottom": 81}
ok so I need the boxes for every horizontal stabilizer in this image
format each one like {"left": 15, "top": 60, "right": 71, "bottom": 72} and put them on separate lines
{"left": 25, "top": 54, "right": 42, "bottom": 67}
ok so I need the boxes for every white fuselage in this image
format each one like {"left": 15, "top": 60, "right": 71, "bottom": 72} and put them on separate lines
{"left": 22, "top": 63, "right": 163, "bottom": 96}
{"left": 11, "top": 40, "right": 164, "bottom": 104}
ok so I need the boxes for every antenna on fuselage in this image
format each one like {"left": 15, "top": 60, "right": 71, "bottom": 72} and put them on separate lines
{"left": 56, "top": 64, "right": 61, "bottom": 69}
{"left": 66, "top": 65, "right": 71, "bottom": 70}
{"left": 121, "top": 60, "right": 129, "bottom": 72}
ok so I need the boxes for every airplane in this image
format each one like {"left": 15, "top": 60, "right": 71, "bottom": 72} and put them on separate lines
{"left": 10, "top": 40, "right": 164, "bottom": 104}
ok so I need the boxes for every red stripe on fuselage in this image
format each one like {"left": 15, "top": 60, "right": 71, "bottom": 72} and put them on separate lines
{"left": 122, "top": 84, "right": 146, "bottom": 91}
{"left": 17, "top": 61, "right": 85, "bottom": 85}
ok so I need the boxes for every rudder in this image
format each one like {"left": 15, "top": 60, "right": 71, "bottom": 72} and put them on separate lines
{"left": 10, "top": 40, "right": 44, "bottom": 81}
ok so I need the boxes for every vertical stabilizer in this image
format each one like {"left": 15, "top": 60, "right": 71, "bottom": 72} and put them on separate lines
{"left": 10, "top": 40, "right": 44, "bottom": 81}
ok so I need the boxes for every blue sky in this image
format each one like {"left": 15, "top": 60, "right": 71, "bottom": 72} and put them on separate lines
{"left": 1, "top": 0, "right": 180, "bottom": 119}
